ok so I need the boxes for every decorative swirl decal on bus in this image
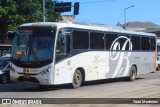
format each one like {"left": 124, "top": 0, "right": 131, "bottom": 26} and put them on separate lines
{"left": 110, "top": 36, "right": 133, "bottom": 77}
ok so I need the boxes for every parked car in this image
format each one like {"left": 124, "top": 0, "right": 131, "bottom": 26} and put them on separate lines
{"left": 0, "top": 57, "right": 10, "bottom": 84}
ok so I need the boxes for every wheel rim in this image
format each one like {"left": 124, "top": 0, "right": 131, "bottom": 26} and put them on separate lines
{"left": 1, "top": 75, "right": 7, "bottom": 83}
{"left": 131, "top": 68, "right": 136, "bottom": 79}
{"left": 74, "top": 72, "right": 81, "bottom": 85}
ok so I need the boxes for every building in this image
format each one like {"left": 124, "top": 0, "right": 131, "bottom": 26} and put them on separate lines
{"left": 62, "top": 15, "right": 75, "bottom": 22}
{"left": 125, "top": 22, "right": 160, "bottom": 37}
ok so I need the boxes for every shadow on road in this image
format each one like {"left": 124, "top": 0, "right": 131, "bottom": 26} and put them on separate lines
{"left": 0, "top": 77, "right": 143, "bottom": 92}
{"left": 82, "top": 77, "right": 143, "bottom": 87}
{"left": 0, "top": 82, "right": 73, "bottom": 92}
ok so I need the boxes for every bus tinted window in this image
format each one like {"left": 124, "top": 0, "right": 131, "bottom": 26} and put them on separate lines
{"left": 73, "top": 30, "right": 89, "bottom": 49}
{"left": 119, "top": 35, "right": 130, "bottom": 50}
{"left": 131, "top": 36, "right": 140, "bottom": 50}
{"left": 90, "top": 32, "right": 104, "bottom": 49}
{"left": 141, "top": 37, "right": 150, "bottom": 50}
{"left": 151, "top": 37, "right": 156, "bottom": 50}
{"left": 105, "top": 34, "right": 118, "bottom": 50}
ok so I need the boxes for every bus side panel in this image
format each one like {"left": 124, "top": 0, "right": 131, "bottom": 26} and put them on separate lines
{"left": 54, "top": 61, "right": 73, "bottom": 85}
{"left": 53, "top": 51, "right": 128, "bottom": 84}
{"left": 131, "top": 52, "right": 154, "bottom": 76}
{"left": 71, "top": 51, "right": 110, "bottom": 81}
{"left": 54, "top": 51, "right": 110, "bottom": 84}
{"left": 53, "top": 51, "right": 155, "bottom": 85}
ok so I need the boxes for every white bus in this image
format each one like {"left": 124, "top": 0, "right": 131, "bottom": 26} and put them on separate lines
{"left": 10, "top": 22, "right": 156, "bottom": 88}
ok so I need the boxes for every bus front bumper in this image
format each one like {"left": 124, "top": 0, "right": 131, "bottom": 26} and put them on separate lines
{"left": 10, "top": 70, "right": 51, "bottom": 85}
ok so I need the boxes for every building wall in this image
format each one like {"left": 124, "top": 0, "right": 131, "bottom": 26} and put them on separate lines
{"left": 62, "top": 15, "right": 75, "bottom": 22}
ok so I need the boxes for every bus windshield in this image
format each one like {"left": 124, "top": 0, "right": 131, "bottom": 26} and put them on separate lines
{"left": 11, "top": 27, "right": 56, "bottom": 67}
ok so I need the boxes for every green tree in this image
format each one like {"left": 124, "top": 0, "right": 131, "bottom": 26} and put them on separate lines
{"left": 0, "top": 0, "right": 16, "bottom": 43}
{"left": 0, "top": 0, "right": 62, "bottom": 43}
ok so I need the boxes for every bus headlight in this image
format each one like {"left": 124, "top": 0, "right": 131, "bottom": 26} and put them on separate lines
{"left": 40, "top": 69, "right": 50, "bottom": 75}
{"left": 0, "top": 70, "right": 2, "bottom": 74}
{"left": 10, "top": 65, "right": 15, "bottom": 73}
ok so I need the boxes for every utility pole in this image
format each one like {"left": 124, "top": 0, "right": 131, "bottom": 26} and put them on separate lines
{"left": 43, "top": 0, "right": 45, "bottom": 22}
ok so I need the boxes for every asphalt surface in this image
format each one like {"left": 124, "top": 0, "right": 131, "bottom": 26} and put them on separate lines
{"left": 0, "top": 71, "right": 160, "bottom": 107}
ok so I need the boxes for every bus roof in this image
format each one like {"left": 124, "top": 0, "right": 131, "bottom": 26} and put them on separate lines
{"left": 20, "top": 22, "right": 156, "bottom": 37}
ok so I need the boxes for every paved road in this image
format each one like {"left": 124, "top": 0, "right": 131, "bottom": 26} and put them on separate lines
{"left": 0, "top": 71, "right": 160, "bottom": 107}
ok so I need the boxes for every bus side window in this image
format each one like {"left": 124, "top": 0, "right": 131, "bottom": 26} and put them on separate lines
{"left": 57, "top": 32, "right": 65, "bottom": 54}
{"left": 56, "top": 30, "right": 70, "bottom": 62}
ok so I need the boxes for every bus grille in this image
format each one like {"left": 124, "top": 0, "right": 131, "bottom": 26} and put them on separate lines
{"left": 17, "top": 76, "right": 40, "bottom": 83}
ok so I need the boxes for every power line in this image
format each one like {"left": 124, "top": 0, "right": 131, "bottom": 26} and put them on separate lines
{"left": 80, "top": 0, "right": 116, "bottom": 5}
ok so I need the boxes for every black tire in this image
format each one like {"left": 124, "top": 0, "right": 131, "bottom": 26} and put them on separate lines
{"left": 72, "top": 69, "right": 82, "bottom": 88}
{"left": 128, "top": 66, "right": 137, "bottom": 81}
{"left": 0, "top": 74, "right": 8, "bottom": 84}
{"left": 157, "top": 65, "right": 160, "bottom": 71}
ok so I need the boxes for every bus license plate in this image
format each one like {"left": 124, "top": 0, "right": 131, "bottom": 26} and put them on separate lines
{"left": 24, "top": 75, "right": 31, "bottom": 79}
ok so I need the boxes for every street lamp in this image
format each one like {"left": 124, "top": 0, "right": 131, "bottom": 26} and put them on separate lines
{"left": 124, "top": 5, "right": 134, "bottom": 28}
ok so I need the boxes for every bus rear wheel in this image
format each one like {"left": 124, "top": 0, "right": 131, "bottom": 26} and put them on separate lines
{"left": 72, "top": 69, "right": 82, "bottom": 88}
{"left": 128, "top": 66, "right": 137, "bottom": 81}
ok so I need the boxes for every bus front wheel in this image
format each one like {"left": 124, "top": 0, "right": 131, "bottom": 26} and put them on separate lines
{"left": 128, "top": 66, "right": 137, "bottom": 81}
{"left": 72, "top": 69, "right": 82, "bottom": 88}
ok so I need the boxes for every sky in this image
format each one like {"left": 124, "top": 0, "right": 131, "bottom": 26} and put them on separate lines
{"left": 61, "top": 0, "right": 160, "bottom": 26}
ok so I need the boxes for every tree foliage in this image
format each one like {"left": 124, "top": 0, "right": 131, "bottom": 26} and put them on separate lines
{"left": 0, "top": 0, "right": 62, "bottom": 43}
